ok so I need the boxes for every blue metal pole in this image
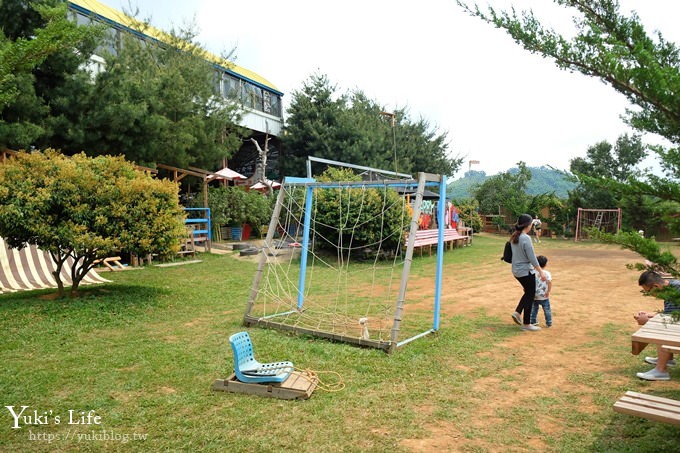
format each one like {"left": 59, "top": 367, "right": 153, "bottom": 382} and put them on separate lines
{"left": 433, "top": 175, "right": 447, "bottom": 331}
{"left": 297, "top": 185, "right": 314, "bottom": 309}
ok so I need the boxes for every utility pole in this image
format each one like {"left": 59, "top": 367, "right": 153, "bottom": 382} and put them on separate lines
{"left": 380, "top": 111, "right": 397, "bottom": 177}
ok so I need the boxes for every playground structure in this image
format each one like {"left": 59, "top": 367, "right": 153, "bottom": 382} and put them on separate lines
{"left": 243, "top": 169, "right": 450, "bottom": 353}
{"left": 574, "top": 208, "right": 622, "bottom": 241}
{"left": 184, "top": 207, "right": 212, "bottom": 252}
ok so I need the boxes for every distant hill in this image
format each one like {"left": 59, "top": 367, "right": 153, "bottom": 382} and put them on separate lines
{"left": 447, "top": 166, "right": 575, "bottom": 200}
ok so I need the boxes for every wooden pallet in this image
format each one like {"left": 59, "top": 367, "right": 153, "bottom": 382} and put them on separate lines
{"left": 213, "top": 371, "right": 318, "bottom": 400}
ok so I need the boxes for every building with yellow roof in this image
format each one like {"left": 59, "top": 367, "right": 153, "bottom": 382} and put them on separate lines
{"left": 67, "top": 0, "right": 283, "bottom": 179}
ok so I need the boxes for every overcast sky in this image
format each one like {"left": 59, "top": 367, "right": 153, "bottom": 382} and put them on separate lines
{"left": 108, "top": 0, "right": 679, "bottom": 178}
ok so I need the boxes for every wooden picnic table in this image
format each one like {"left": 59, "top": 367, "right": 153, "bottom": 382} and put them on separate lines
{"left": 631, "top": 315, "right": 680, "bottom": 355}
{"left": 618, "top": 315, "right": 680, "bottom": 425}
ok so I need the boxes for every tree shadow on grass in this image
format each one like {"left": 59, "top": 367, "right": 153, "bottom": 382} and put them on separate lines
{"left": 593, "top": 409, "right": 680, "bottom": 452}
{"left": 0, "top": 283, "right": 172, "bottom": 328}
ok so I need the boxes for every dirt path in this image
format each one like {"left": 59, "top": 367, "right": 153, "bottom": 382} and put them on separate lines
{"left": 401, "top": 240, "right": 658, "bottom": 450}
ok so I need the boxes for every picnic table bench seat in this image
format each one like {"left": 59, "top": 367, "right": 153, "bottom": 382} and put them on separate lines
{"left": 661, "top": 345, "right": 680, "bottom": 355}
{"left": 614, "top": 391, "right": 680, "bottom": 425}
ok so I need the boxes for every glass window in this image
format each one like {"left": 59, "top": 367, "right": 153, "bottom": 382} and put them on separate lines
{"left": 75, "top": 12, "right": 94, "bottom": 26}
{"left": 95, "top": 26, "right": 120, "bottom": 57}
{"left": 223, "top": 74, "right": 239, "bottom": 99}
{"left": 213, "top": 71, "right": 222, "bottom": 95}
{"left": 270, "top": 93, "right": 281, "bottom": 117}
{"left": 241, "top": 83, "right": 254, "bottom": 108}
{"left": 252, "top": 86, "right": 263, "bottom": 112}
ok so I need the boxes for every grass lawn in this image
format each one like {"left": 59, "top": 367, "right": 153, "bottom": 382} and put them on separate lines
{"left": 2, "top": 234, "right": 680, "bottom": 451}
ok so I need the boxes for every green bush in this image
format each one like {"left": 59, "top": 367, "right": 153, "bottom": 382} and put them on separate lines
{"left": 453, "top": 202, "right": 484, "bottom": 232}
{"left": 203, "top": 187, "right": 273, "bottom": 227}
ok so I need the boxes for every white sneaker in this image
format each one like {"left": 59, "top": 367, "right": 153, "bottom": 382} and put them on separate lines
{"left": 636, "top": 368, "right": 670, "bottom": 381}
{"left": 521, "top": 324, "right": 541, "bottom": 331}
{"left": 511, "top": 312, "right": 522, "bottom": 325}
{"left": 645, "top": 357, "right": 677, "bottom": 367}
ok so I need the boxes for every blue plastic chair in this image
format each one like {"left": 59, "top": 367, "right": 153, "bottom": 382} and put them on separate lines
{"left": 229, "top": 331, "right": 293, "bottom": 384}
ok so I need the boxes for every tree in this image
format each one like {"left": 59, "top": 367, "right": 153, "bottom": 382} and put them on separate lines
{"left": 538, "top": 193, "right": 571, "bottom": 238}
{"left": 0, "top": 150, "right": 185, "bottom": 297}
{"left": 282, "top": 73, "right": 462, "bottom": 178}
{"left": 80, "top": 23, "right": 244, "bottom": 169}
{"left": 457, "top": 1, "right": 680, "bottom": 148}
{"left": 458, "top": 0, "right": 680, "bottom": 290}
{"left": 391, "top": 109, "right": 460, "bottom": 178}
{"left": 281, "top": 73, "right": 350, "bottom": 177}
{"left": 250, "top": 135, "right": 277, "bottom": 195}
{"left": 451, "top": 202, "right": 484, "bottom": 233}
{"left": 570, "top": 134, "right": 645, "bottom": 183}
{"left": 473, "top": 161, "right": 533, "bottom": 218}
{"left": 457, "top": 1, "right": 679, "bottom": 204}
{"left": 567, "top": 134, "right": 654, "bottom": 231}
{"left": 0, "top": 0, "right": 101, "bottom": 147}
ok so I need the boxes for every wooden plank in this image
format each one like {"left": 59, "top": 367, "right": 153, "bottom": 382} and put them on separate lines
{"left": 243, "top": 316, "right": 393, "bottom": 352}
{"left": 283, "top": 371, "right": 318, "bottom": 392}
{"left": 614, "top": 391, "right": 680, "bottom": 425}
{"left": 620, "top": 391, "right": 680, "bottom": 410}
{"left": 662, "top": 345, "right": 680, "bottom": 354}
{"left": 615, "top": 397, "right": 680, "bottom": 416}
{"left": 104, "top": 257, "right": 125, "bottom": 270}
{"left": 405, "top": 227, "right": 470, "bottom": 255}
{"left": 614, "top": 401, "right": 680, "bottom": 425}
{"left": 212, "top": 372, "right": 317, "bottom": 400}
{"left": 632, "top": 330, "right": 680, "bottom": 347}
{"left": 617, "top": 397, "right": 680, "bottom": 415}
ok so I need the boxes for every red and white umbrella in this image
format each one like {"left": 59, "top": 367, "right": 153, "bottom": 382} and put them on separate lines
{"left": 208, "top": 167, "right": 247, "bottom": 181}
{"left": 250, "top": 180, "right": 281, "bottom": 191}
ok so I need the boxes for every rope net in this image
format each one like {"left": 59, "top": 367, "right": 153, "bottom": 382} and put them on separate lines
{"left": 247, "top": 181, "right": 438, "bottom": 348}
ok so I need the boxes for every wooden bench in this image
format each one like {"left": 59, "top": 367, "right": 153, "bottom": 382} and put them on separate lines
{"left": 184, "top": 224, "right": 210, "bottom": 253}
{"left": 614, "top": 391, "right": 680, "bottom": 425}
{"left": 177, "top": 235, "right": 196, "bottom": 257}
{"left": 406, "top": 228, "right": 470, "bottom": 256}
